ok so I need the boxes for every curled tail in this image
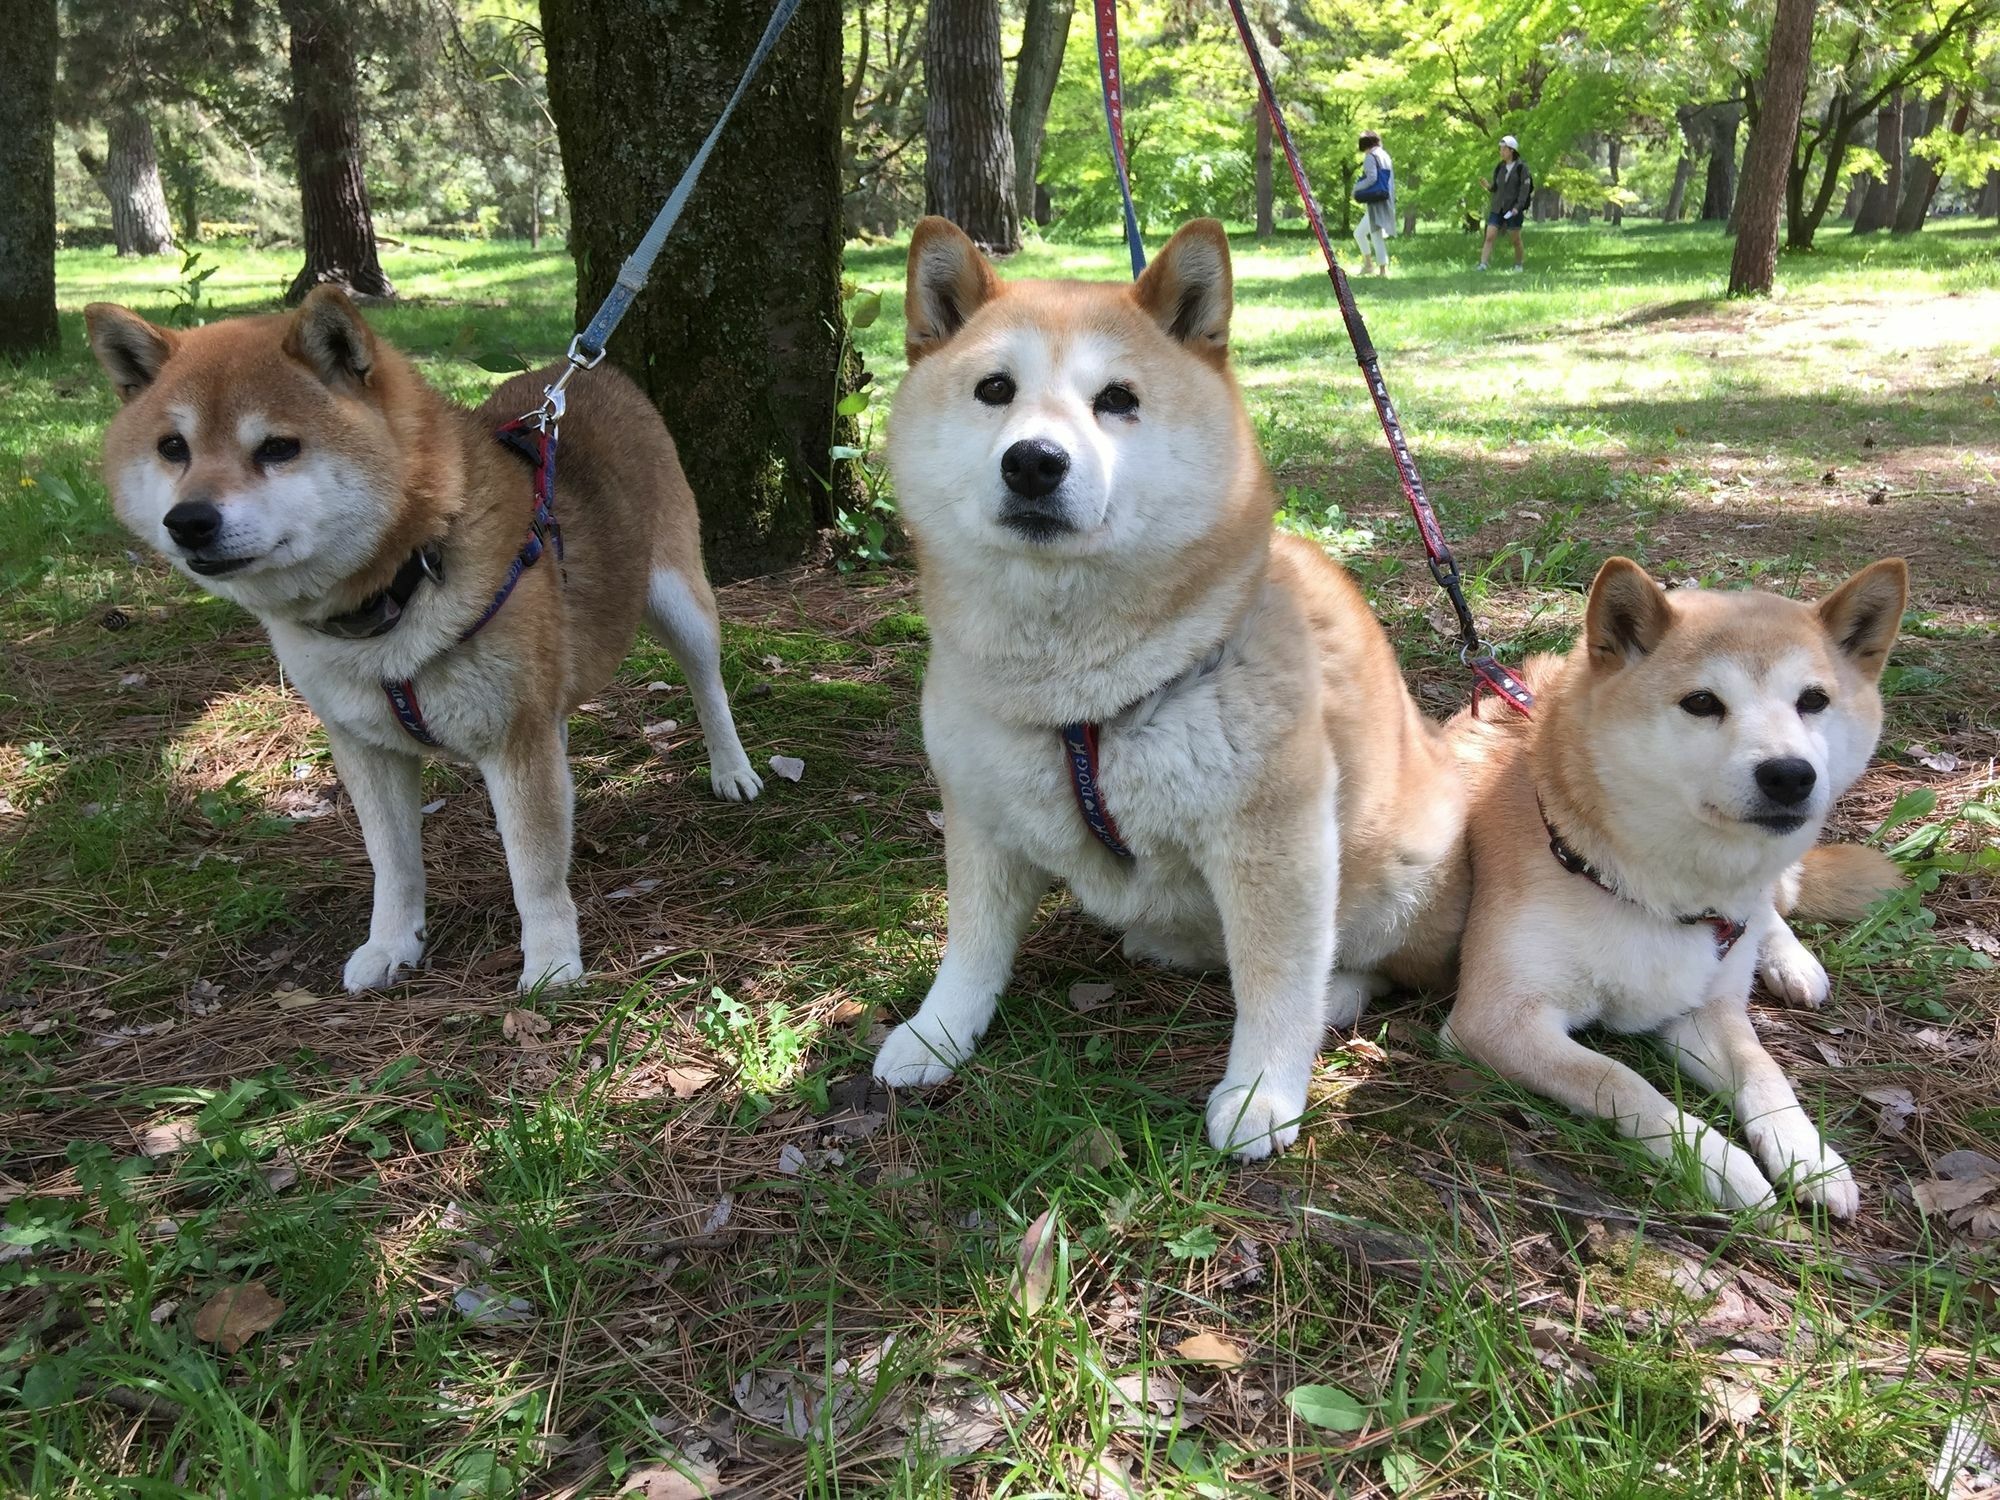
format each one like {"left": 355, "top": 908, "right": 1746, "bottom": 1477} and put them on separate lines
{"left": 1779, "top": 843, "right": 1904, "bottom": 922}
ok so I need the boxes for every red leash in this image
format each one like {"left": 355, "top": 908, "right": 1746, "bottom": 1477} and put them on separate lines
{"left": 1212, "top": 0, "right": 1534, "bottom": 717}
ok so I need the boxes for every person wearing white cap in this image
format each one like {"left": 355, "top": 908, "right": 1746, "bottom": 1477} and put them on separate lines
{"left": 1477, "top": 135, "right": 1531, "bottom": 273}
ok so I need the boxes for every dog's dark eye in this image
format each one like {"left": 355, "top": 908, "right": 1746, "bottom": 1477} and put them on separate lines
{"left": 254, "top": 436, "right": 302, "bottom": 465}
{"left": 157, "top": 434, "right": 189, "bottom": 464}
{"left": 1094, "top": 383, "right": 1139, "bottom": 417}
{"left": 1679, "top": 690, "right": 1725, "bottom": 719}
{"left": 974, "top": 374, "right": 1015, "bottom": 406}
{"left": 1796, "top": 686, "right": 1830, "bottom": 715}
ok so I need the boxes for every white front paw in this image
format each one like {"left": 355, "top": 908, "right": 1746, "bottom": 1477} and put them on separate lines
{"left": 1205, "top": 1076, "right": 1307, "bottom": 1161}
{"left": 1753, "top": 1124, "right": 1859, "bottom": 1219}
{"left": 709, "top": 753, "right": 764, "bottom": 803}
{"left": 1758, "top": 928, "right": 1830, "bottom": 1008}
{"left": 343, "top": 932, "right": 425, "bottom": 993}
{"left": 873, "top": 1020, "right": 972, "bottom": 1088}
{"left": 1700, "top": 1136, "right": 1780, "bottom": 1216}
{"left": 518, "top": 947, "right": 585, "bottom": 992}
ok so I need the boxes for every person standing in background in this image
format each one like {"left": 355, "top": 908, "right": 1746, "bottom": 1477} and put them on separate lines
{"left": 1352, "top": 132, "right": 1396, "bottom": 277}
{"left": 1477, "top": 135, "right": 1531, "bottom": 272}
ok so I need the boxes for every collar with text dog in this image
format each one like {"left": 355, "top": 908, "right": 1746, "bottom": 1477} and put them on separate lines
{"left": 1060, "top": 642, "right": 1228, "bottom": 862}
{"left": 311, "top": 420, "right": 563, "bottom": 748}
{"left": 1537, "top": 794, "right": 1747, "bottom": 958}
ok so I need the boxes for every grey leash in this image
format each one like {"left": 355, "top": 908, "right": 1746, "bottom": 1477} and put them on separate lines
{"left": 528, "top": 0, "right": 804, "bottom": 430}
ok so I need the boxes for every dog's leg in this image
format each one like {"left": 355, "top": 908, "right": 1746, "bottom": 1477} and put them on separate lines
{"left": 1200, "top": 795, "right": 1339, "bottom": 1161}
{"left": 328, "top": 725, "right": 428, "bottom": 993}
{"left": 1657, "top": 991, "right": 1857, "bottom": 1218}
{"left": 874, "top": 806, "right": 1042, "bottom": 1088}
{"left": 480, "top": 716, "right": 585, "bottom": 991}
{"left": 1755, "top": 898, "right": 1830, "bottom": 1008}
{"left": 1448, "top": 1001, "right": 1778, "bottom": 1214}
{"left": 646, "top": 565, "right": 762, "bottom": 803}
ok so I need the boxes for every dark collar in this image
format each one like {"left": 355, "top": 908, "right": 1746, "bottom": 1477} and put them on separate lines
{"left": 314, "top": 543, "right": 444, "bottom": 641}
{"left": 1536, "top": 793, "right": 1747, "bottom": 958}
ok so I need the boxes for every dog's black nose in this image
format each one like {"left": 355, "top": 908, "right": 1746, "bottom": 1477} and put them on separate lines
{"left": 1000, "top": 438, "right": 1069, "bottom": 500}
{"left": 163, "top": 500, "right": 222, "bottom": 551}
{"left": 1754, "top": 757, "right": 1817, "bottom": 807}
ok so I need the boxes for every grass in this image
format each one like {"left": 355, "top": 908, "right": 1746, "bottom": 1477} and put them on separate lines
{"left": 2, "top": 220, "right": 1997, "bottom": 1498}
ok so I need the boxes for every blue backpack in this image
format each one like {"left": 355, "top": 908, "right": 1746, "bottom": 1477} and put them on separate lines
{"left": 1354, "top": 155, "right": 1393, "bottom": 204}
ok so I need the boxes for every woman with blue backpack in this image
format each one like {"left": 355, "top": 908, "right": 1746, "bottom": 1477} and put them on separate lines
{"left": 1352, "top": 131, "right": 1395, "bottom": 276}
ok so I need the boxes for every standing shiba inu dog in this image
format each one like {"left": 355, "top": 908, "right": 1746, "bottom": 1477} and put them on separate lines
{"left": 872, "top": 218, "right": 1469, "bottom": 1158}
{"left": 1444, "top": 558, "right": 1907, "bottom": 1217}
{"left": 87, "top": 290, "right": 762, "bottom": 994}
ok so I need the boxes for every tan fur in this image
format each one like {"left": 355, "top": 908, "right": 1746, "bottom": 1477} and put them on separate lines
{"left": 87, "top": 291, "right": 760, "bottom": 993}
{"left": 1444, "top": 558, "right": 1908, "bottom": 1217}
{"left": 875, "top": 219, "right": 1466, "bottom": 1157}
{"left": 1783, "top": 843, "right": 1905, "bottom": 922}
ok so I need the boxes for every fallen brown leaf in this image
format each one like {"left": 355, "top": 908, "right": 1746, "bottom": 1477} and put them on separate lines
{"left": 193, "top": 1281, "right": 285, "bottom": 1355}
{"left": 502, "top": 1008, "right": 551, "bottom": 1044}
{"left": 139, "top": 1119, "right": 200, "bottom": 1159}
{"left": 1175, "top": 1331, "right": 1248, "bottom": 1369}
{"left": 1016, "top": 1208, "right": 1058, "bottom": 1317}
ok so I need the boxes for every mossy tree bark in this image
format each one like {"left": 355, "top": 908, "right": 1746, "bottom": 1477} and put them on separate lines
{"left": 0, "top": 0, "right": 59, "bottom": 358}
{"left": 542, "top": 0, "right": 852, "bottom": 581}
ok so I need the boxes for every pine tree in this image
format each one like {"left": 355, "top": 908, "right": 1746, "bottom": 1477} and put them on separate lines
{"left": 1728, "top": 0, "right": 1818, "bottom": 295}
{"left": 281, "top": 0, "right": 394, "bottom": 302}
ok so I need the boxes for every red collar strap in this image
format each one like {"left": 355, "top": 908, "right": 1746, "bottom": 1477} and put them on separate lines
{"left": 1538, "top": 795, "right": 1746, "bottom": 958}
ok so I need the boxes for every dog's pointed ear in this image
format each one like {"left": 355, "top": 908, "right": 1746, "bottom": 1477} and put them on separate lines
{"left": 1817, "top": 558, "right": 1907, "bottom": 675}
{"left": 285, "top": 286, "right": 378, "bottom": 388}
{"left": 86, "top": 304, "right": 177, "bottom": 402}
{"left": 905, "top": 217, "right": 1001, "bottom": 363}
{"left": 1134, "top": 219, "right": 1232, "bottom": 361}
{"left": 1584, "top": 557, "right": 1672, "bottom": 667}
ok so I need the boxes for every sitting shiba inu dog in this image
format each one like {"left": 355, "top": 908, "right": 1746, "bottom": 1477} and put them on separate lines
{"left": 1444, "top": 558, "right": 1907, "bottom": 1217}
{"left": 871, "top": 218, "right": 1469, "bottom": 1158}
{"left": 87, "top": 290, "right": 762, "bottom": 994}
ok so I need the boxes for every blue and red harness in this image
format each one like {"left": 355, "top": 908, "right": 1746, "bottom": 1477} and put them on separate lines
{"left": 314, "top": 418, "right": 561, "bottom": 748}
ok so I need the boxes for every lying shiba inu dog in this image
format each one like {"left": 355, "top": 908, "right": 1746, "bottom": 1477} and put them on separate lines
{"left": 871, "top": 218, "right": 1468, "bottom": 1158}
{"left": 87, "top": 290, "right": 762, "bottom": 994}
{"left": 1444, "top": 557, "right": 1907, "bottom": 1217}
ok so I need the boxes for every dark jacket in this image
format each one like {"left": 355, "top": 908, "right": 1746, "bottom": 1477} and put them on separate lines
{"left": 1488, "top": 157, "right": 1531, "bottom": 219}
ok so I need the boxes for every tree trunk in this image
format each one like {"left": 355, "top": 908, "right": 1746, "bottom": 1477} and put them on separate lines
{"left": 1788, "top": 91, "right": 1857, "bottom": 250}
{"left": 0, "top": 0, "right": 59, "bottom": 358}
{"left": 1728, "top": 0, "right": 1816, "bottom": 295}
{"left": 1007, "top": 0, "right": 1072, "bottom": 226}
{"left": 1254, "top": 104, "right": 1273, "bottom": 237}
{"left": 1701, "top": 106, "right": 1740, "bottom": 220}
{"left": 925, "top": 0, "right": 1018, "bottom": 252}
{"left": 281, "top": 0, "right": 393, "bottom": 303}
{"left": 1852, "top": 92, "right": 1902, "bottom": 233}
{"left": 1606, "top": 136, "right": 1622, "bottom": 223}
{"left": 1665, "top": 150, "right": 1694, "bottom": 221}
{"left": 542, "top": 0, "right": 852, "bottom": 581}
{"left": 1893, "top": 90, "right": 1959, "bottom": 234}
{"left": 1981, "top": 166, "right": 2000, "bottom": 223}
{"left": 1838, "top": 175, "right": 1864, "bottom": 219}
{"left": 101, "top": 111, "right": 176, "bottom": 257}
